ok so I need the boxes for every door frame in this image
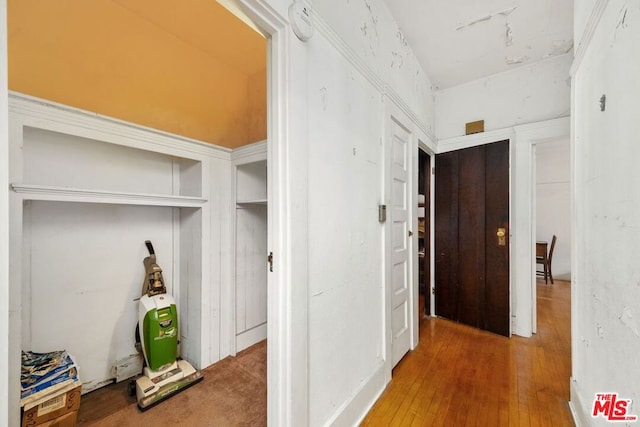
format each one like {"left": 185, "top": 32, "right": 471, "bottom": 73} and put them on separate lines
{"left": 517, "top": 120, "right": 571, "bottom": 334}
{"left": 0, "top": 1, "right": 299, "bottom": 423}
{"left": 218, "top": 2, "right": 306, "bottom": 425}
{"left": 437, "top": 117, "right": 569, "bottom": 337}
{"left": 418, "top": 143, "right": 436, "bottom": 317}
{"left": 383, "top": 99, "right": 435, "bottom": 376}
{"left": 1, "top": 0, "right": 10, "bottom": 421}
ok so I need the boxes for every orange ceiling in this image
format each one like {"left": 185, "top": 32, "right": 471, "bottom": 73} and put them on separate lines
{"left": 8, "top": 0, "right": 267, "bottom": 148}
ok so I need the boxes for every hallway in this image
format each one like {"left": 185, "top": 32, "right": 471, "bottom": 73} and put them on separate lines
{"left": 362, "top": 280, "right": 573, "bottom": 426}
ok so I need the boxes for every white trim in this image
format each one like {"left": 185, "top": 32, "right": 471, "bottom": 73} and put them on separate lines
{"left": 11, "top": 184, "right": 208, "bottom": 207}
{"left": 237, "top": 1, "right": 299, "bottom": 426}
{"left": 512, "top": 117, "right": 570, "bottom": 337}
{"left": 311, "top": 9, "right": 435, "bottom": 143}
{"left": 570, "top": 0, "right": 610, "bottom": 77}
{"left": 0, "top": 0, "right": 10, "bottom": 425}
{"left": 9, "top": 93, "right": 232, "bottom": 159}
{"left": 437, "top": 127, "right": 515, "bottom": 154}
{"left": 569, "top": 379, "right": 592, "bottom": 427}
{"left": 322, "top": 362, "right": 387, "bottom": 427}
{"left": 231, "top": 139, "right": 268, "bottom": 163}
{"left": 236, "top": 323, "right": 268, "bottom": 352}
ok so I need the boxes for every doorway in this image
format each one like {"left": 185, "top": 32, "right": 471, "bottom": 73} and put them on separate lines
{"left": 418, "top": 150, "right": 431, "bottom": 317}
{"left": 532, "top": 136, "right": 571, "bottom": 331}
{"left": 434, "top": 140, "right": 510, "bottom": 337}
{"left": 6, "top": 1, "right": 278, "bottom": 424}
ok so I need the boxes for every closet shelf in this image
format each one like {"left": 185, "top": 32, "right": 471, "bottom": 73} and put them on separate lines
{"left": 11, "top": 184, "right": 207, "bottom": 207}
{"left": 236, "top": 199, "right": 268, "bottom": 207}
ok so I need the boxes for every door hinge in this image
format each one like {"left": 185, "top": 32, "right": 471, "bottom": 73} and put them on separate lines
{"left": 267, "top": 252, "right": 273, "bottom": 272}
{"left": 378, "top": 204, "right": 387, "bottom": 222}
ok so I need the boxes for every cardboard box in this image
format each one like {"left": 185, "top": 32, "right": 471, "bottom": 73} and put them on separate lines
{"left": 34, "top": 411, "right": 77, "bottom": 427}
{"left": 22, "top": 385, "right": 81, "bottom": 427}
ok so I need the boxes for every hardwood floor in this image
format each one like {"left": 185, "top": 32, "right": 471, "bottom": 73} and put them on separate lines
{"left": 362, "top": 280, "right": 573, "bottom": 426}
{"left": 76, "top": 281, "right": 571, "bottom": 426}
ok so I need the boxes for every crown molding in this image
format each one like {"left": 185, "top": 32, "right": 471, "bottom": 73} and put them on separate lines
{"left": 570, "top": 0, "right": 610, "bottom": 76}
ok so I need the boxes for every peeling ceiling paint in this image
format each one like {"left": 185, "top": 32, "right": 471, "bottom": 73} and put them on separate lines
{"left": 383, "top": 0, "right": 574, "bottom": 89}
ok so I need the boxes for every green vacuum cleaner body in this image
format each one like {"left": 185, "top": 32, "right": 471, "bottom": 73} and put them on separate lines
{"left": 139, "top": 293, "right": 178, "bottom": 371}
{"left": 134, "top": 240, "right": 202, "bottom": 410}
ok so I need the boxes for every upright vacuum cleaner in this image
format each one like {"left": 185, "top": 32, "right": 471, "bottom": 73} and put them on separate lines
{"left": 133, "top": 240, "right": 203, "bottom": 410}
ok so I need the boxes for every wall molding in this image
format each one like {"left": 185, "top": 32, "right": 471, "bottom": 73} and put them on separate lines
{"left": 569, "top": 378, "right": 592, "bottom": 427}
{"left": 231, "top": 139, "right": 268, "bottom": 163}
{"left": 311, "top": 8, "right": 436, "bottom": 143}
{"left": 322, "top": 362, "right": 387, "bottom": 427}
{"left": 570, "top": 0, "right": 610, "bottom": 76}
{"left": 437, "top": 127, "right": 515, "bottom": 154}
{"left": 9, "top": 92, "right": 232, "bottom": 160}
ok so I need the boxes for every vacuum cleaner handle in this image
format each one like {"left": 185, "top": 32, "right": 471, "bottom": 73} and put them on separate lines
{"left": 145, "top": 240, "right": 155, "bottom": 255}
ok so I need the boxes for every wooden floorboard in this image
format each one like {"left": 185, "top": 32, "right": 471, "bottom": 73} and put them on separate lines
{"left": 362, "top": 280, "right": 574, "bottom": 426}
{"left": 77, "top": 280, "right": 571, "bottom": 426}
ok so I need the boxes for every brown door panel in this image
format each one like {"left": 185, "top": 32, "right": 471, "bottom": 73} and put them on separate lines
{"left": 435, "top": 140, "right": 510, "bottom": 337}
{"left": 434, "top": 151, "right": 459, "bottom": 322}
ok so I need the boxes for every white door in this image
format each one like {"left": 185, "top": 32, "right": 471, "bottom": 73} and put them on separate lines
{"left": 389, "top": 117, "right": 411, "bottom": 367}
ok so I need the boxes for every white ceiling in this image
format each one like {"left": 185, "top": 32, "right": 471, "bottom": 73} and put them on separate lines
{"left": 383, "top": 0, "right": 574, "bottom": 90}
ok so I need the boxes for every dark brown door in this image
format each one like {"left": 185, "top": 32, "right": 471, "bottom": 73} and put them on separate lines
{"left": 435, "top": 140, "right": 509, "bottom": 336}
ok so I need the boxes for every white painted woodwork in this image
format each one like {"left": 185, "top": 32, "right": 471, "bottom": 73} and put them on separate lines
{"left": 389, "top": 116, "right": 411, "bottom": 367}
{"left": 234, "top": 156, "right": 268, "bottom": 352}
{"left": 7, "top": 94, "right": 230, "bottom": 406}
{"left": 0, "top": 0, "right": 9, "bottom": 423}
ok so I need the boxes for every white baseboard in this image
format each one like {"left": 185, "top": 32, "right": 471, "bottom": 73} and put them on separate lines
{"left": 236, "top": 323, "right": 267, "bottom": 352}
{"left": 570, "top": 378, "right": 592, "bottom": 427}
{"left": 324, "top": 362, "right": 388, "bottom": 427}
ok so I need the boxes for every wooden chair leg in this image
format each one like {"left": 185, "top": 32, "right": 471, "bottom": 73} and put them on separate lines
{"left": 549, "top": 262, "right": 553, "bottom": 284}
{"left": 544, "top": 262, "right": 548, "bottom": 284}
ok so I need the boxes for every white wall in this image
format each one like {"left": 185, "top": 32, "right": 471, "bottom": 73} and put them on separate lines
{"left": 291, "top": 1, "right": 435, "bottom": 425}
{"left": 314, "top": 1, "right": 435, "bottom": 135}
{"left": 536, "top": 137, "right": 571, "bottom": 279}
{"left": 570, "top": 0, "right": 640, "bottom": 424}
{"left": 435, "top": 53, "right": 572, "bottom": 141}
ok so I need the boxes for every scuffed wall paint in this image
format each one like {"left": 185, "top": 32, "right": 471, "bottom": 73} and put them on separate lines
{"left": 306, "top": 33, "right": 386, "bottom": 427}
{"left": 314, "top": 0, "right": 435, "bottom": 136}
{"left": 286, "top": 0, "right": 436, "bottom": 425}
{"left": 435, "top": 53, "right": 572, "bottom": 140}
{"left": 572, "top": 0, "right": 640, "bottom": 422}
